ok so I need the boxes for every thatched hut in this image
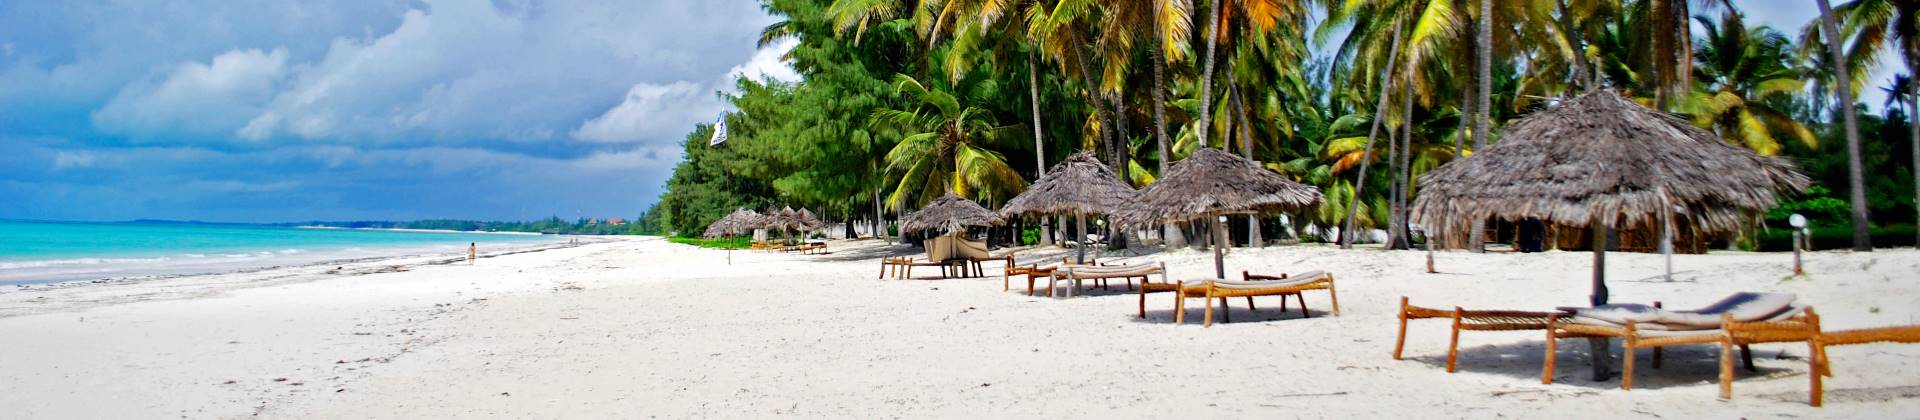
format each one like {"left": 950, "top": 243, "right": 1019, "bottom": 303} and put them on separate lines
{"left": 1000, "top": 152, "right": 1139, "bottom": 263}
{"left": 900, "top": 192, "right": 1003, "bottom": 234}
{"left": 1412, "top": 90, "right": 1808, "bottom": 306}
{"left": 1122, "top": 147, "right": 1323, "bottom": 278}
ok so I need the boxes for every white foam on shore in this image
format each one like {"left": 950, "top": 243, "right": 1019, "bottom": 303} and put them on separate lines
{"left": 0, "top": 241, "right": 565, "bottom": 286}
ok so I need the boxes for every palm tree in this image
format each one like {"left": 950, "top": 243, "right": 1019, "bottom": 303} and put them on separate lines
{"left": 1679, "top": 10, "right": 1816, "bottom": 156}
{"left": 871, "top": 74, "right": 1030, "bottom": 209}
{"left": 825, "top": 0, "right": 906, "bottom": 46}
{"left": 1892, "top": 75, "right": 1920, "bottom": 248}
{"left": 1826, "top": 0, "right": 1920, "bottom": 248}
{"left": 1816, "top": 0, "right": 1875, "bottom": 251}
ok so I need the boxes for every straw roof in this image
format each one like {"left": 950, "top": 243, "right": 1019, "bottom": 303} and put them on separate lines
{"left": 1119, "top": 147, "right": 1323, "bottom": 227}
{"left": 900, "top": 192, "right": 1003, "bottom": 234}
{"left": 701, "top": 208, "right": 764, "bottom": 238}
{"left": 764, "top": 206, "right": 826, "bottom": 231}
{"left": 999, "top": 152, "right": 1138, "bottom": 217}
{"left": 1410, "top": 90, "right": 1809, "bottom": 235}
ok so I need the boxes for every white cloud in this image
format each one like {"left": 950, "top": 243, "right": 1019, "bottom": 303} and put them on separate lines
{"left": 570, "top": 40, "right": 799, "bottom": 144}
{"left": 92, "top": 48, "right": 288, "bottom": 139}
{"left": 51, "top": 151, "right": 95, "bottom": 170}
{"left": 570, "top": 81, "right": 722, "bottom": 143}
{"left": 727, "top": 39, "right": 801, "bottom": 84}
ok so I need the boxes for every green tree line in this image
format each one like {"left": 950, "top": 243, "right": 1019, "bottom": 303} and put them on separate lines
{"left": 647, "top": 0, "right": 1919, "bottom": 250}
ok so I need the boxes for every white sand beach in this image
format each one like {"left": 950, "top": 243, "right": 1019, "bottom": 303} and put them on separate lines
{"left": 3, "top": 237, "right": 1917, "bottom": 418}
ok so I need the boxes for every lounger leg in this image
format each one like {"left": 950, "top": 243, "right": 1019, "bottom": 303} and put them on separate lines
{"left": 1393, "top": 297, "right": 1410, "bottom": 360}
{"left": 1138, "top": 289, "right": 1147, "bottom": 319}
{"left": 1654, "top": 347, "right": 1664, "bottom": 369}
{"left": 1175, "top": 293, "right": 1186, "bottom": 324}
{"left": 1447, "top": 311, "right": 1463, "bottom": 373}
{"left": 1027, "top": 276, "right": 1036, "bottom": 297}
{"left": 1719, "top": 337, "right": 1735, "bottom": 400}
{"left": 1622, "top": 339, "right": 1636, "bottom": 390}
{"left": 1741, "top": 344, "right": 1755, "bottom": 371}
{"left": 1204, "top": 294, "right": 1215, "bottom": 327}
{"left": 1280, "top": 295, "right": 1288, "bottom": 312}
{"left": 1246, "top": 297, "right": 1256, "bottom": 311}
{"left": 1810, "top": 339, "right": 1825, "bottom": 407}
{"left": 1542, "top": 330, "right": 1558, "bottom": 384}
{"left": 1327, "top": 279, "right": 1341, "bottom": 316}
{"left": 1298, "top": 294, "right": 1310, "bottom": 318}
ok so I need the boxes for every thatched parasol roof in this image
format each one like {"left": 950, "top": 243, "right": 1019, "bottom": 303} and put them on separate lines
{"left": 794, "top": 208, "right": 826, "bottom": 231}
{"left": 763, "top": 206, "right": 825, "bottom": 232}
{"left": 999, "top": 152, "right": 1138, "bottom": 217}
{"left": 1410, "top": 90, "right": 1809, "bottom": 236}
{"left": 900, "top": 192, "right": 1003, "bottom": 234}
{"left": 1119, "top": 147, "right": 1323, "bottom": 228}
{"left": 702, "top": 208, "right": 764, "bottom": 238}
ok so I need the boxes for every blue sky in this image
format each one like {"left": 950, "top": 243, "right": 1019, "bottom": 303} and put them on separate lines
{"left": 0, "top": 0, "right": 798, "bottom": 223}
{"left": 0, "top": 1, "right": 1896, "bottom": 223}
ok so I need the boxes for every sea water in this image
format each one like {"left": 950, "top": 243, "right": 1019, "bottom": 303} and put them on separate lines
{"left": 0, "top": 220, "right": 560, "bottom": 285}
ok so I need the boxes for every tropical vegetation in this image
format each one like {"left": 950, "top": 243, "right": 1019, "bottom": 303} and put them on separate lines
{"left": 647, "top": 0, "right": 1919, "bottom": 251}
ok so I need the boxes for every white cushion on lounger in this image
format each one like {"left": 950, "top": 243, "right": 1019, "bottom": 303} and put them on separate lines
{"left": 1559, "top": 304, "right": 1662, "bottom": 325}
{"left": 1655, "top": 292, "right": 1798, "bottom": 329}
{"left": 1286, "top": 270, "right": 1328, "bottom": 281}
{"left": 1210, "top": 277, "right": 1325, "bottom": 291}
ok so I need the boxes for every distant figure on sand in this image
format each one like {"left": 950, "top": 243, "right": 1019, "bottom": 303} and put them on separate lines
{"left": 468, "top": 242, "right": 476, "bottom": 264}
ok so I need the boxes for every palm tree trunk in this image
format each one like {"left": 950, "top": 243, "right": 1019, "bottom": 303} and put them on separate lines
{"left": 1469, "top": 0, "right": 1493, "bottom": 253}
{"left": 1029, "top": 50, "right": 1054, "bottom": 247}
{"left": 1912, "top": 89, "right": 1918, "bottom": 248}
{"left": 1154, "top": 39, "right": 1186, "bottom": 249}
{"left": 1341, "top": 19, "right": 1405, "bottom": 249}
{"left": 1196, "top": 0, "right": 1224, "bottom": 148}
{"left": 1557, "top": 0, "right": 1589, "bottom": 92}
{"left": 1111, "top": 92, "right": 1131, "bottom": 250}
{"left": 1230, "top": 71, "right": 1263, "bottom": 248}
{"left": 1817, "top": 0, "right": 1875, "bottom": 251}
{"left": 1072, "top": 47, "right": 1115, "bottom": 161}
{"left": 1393, "top": 67, "right": 1415, "bottom": 250}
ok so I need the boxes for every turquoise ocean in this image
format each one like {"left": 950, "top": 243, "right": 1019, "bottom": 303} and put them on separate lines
{"left": 0, "top": 220, "right": 558, "bottom": 285}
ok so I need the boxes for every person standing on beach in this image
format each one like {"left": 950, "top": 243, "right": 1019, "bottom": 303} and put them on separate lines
{"left": 468, "top": 242, "right": 476, "bottom": 265}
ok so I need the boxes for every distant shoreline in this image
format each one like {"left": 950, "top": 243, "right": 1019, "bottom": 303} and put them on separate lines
{"left": 294, "top": 226, "right": 547, "bottom": 236}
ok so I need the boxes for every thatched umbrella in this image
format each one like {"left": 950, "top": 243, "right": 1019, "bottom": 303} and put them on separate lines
{"left": 900, "top": 192, "right": 1003, "bottom": 234}
{"left": 1000, "top": 152, "right": 1139, "bottom": 263}
{"left": 1412, "top": 90, "right": 1808, "bottom": 307}
{"left": 1122, "top": 147, "right": 1323, "bottom": 278}
{"left": 1413, "top": 90, "right": 1808, "bottom": 381}
{"left": 703, "top": 208, "right": 765, "bottom": 238}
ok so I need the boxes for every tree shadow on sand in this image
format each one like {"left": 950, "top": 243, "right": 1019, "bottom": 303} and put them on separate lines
{"left": 1395, "top": 339, "right": 1806, "bottom": 391}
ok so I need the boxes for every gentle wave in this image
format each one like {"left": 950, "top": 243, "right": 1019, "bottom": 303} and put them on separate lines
{"left": 0, "top": 257, "right": 171, "bottom": 270}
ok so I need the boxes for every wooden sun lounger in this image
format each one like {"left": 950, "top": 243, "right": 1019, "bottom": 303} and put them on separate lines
{"left": 878, "top": 257, "right": 963, "bottom": 279}
{"left": 1723, "top": 310, "right": 1920, "bottom": 406}
{"left": 1543, "top": 304, "right": 1813, "bottom": 390}
{"left": 1051, "top": 262, "right": 1162, "bottom": 298}
{"left": 1393, "top": 297, "right": 1560, "bottom": 372}
{"left": 1176, "top": 272, "right": 1340, "bottom": 327}
{"left": 1002, "top": 257, "right": 1095, "bottom": 296}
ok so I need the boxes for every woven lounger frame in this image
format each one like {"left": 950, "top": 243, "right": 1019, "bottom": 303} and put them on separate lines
{"left": 1393, "top": 297, "right": 1559, "bottom": 373}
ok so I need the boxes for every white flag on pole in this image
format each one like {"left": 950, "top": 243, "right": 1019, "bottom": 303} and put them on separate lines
{"left": 708, "top": 113, "right": 729, "bottom": 146}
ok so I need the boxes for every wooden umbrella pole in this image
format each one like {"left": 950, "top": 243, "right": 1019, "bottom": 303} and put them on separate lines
{"left": 1076, "top": 211, "right": 1089, "bottom": 264}
{"left": 1588, "top": 217, "right": 1613, "bottom": 381}
{"left": 1212, "top": 213, "right": 1226, "bottom": 279}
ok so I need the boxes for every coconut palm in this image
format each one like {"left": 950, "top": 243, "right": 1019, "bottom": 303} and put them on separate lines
{"left": 1816, "top": 0, "right": 1875, "bottom": 251}
{"left": 872, "top": 74, "right": 1030, "bottom": 209}
{"left": 1678, "top": 10, "right": 1816, "bottom": 156}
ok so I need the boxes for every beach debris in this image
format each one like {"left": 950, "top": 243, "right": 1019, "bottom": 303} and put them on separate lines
{"left": 499, "top": 392, "right": 511, "bottom": 396}
{"left": 272, "top": 377, "right": 287, "bottom": 382}
{"left": 222, "top": 380, "right": 236, "bottom": 385}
